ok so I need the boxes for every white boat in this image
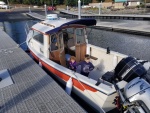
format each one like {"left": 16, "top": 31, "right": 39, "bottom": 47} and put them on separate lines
{"left": 26, "top": 16, "right": 150, "bottom": 113}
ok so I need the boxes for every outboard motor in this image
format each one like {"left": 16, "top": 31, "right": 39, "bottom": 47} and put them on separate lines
{"left": 124, "top": 77, "right": 150, "bottom": 113}
{"left": 114, "top": 57, "right": 147, "bottom": 82}
{"left": 112, "top": 57, "right": 150, "bottom": 113}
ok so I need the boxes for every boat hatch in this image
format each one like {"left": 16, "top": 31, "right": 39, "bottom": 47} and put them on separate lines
{"left": 0, "top": 69, "right": 13, "bottom": 88}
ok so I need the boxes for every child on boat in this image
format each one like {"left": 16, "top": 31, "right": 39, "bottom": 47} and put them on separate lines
{"left": 69, "top": 56, "right": 76, "bottom": 71}
{"left": 76, "top": 54, "right": 94, "bottom": 77}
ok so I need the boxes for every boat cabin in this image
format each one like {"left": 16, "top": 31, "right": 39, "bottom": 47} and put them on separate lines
{"left": 29, "top": 19, "right": 96, "bottom": 67}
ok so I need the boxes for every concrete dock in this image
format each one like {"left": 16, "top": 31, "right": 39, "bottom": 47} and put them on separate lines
{"left": 0, "top": 29, "right": 86, "bottom": 113}
{"left": 95, "top": 21, "right": 150, "bottom": 36}
{"left": 27, "top": 12, "right": 150, "bottom": 36}
{"left": 60, "top": 10, "right": 150, "bottom": 20}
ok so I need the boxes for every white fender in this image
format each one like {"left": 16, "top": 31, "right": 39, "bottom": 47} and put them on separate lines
{"left": 65, "top": 77, "right": 73, "bottom": 95}
{"left": 39, "top": 61, "right": 42, "bottom": 67}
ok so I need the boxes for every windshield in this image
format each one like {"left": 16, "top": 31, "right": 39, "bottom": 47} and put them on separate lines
{"left": 50, "top": 33, "right": 64, "bottom": 51}
{"left": 33, "top": 30, "right": 43, "bottom": 44}
{"left": 76, "top": 28, "right": 85, "bottom": 44}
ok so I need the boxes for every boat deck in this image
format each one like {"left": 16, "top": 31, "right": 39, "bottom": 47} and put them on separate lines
{"left": 0, "top": 29, "right": 86, "bottom": 113}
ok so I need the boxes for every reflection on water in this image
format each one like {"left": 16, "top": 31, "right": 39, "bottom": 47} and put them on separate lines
{"left": 1, "top": 20, "right": 38, "bottom": 51}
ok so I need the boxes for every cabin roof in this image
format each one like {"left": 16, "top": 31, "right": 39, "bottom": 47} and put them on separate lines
{"left": 31, "top": 18, "right": 97, "bottom": 34}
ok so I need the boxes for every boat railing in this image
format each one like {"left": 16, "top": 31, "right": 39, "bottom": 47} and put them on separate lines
{"left": 24, "top": 22, "right": 29, "bottom": 36}
{"left": 25, "top": 21, "right": 30, "bottom": 36}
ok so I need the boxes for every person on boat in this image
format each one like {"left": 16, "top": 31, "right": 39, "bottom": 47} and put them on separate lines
{"left": 69, "top": 56, "right": 76, "bottom": 71}
{"left": 76, "top": 54, "right": 94, "bottom": 77}
{"left": 63, "top": 31, "right": 69, "bottom": 48}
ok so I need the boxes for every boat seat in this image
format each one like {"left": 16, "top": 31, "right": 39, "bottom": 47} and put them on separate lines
{"left": 69, "top": 46, "right": 75, "bottom": 51}
{"left": 88, "top": 68, "right": 105, "bottom": 81}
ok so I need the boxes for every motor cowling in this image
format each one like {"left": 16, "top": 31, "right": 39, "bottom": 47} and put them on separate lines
{"left": 114, "top": 57, "right": 147, "bottom": 82}
{"left": 124, "top": 77, "right": 150, "bottom": 112}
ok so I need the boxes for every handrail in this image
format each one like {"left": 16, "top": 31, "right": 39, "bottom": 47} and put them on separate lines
{"left": 25, "top": 21, "right": 30, "bottom": 36}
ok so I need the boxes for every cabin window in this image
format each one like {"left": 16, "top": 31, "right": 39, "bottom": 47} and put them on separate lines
{"left": 58, "top": 33, "right": 64, "bottom": 49}
{"left": 67, "top": 28, "right": 74, "bottom": 34}
{"left": 76, "top": 28, "right": 85, "bottom": 44}
{"left": 33, "top": 30, "right": 43, "bottom": 44}
{"left": 50, "top": 34, "right": 58, "bottom": 51}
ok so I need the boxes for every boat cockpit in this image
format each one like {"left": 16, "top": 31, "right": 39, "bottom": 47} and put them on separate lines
{"left": 30, "top": 24, "right": 88, "bottom": 67}
{"left": 49, "top": 25, "right": 88, "bottom": 67}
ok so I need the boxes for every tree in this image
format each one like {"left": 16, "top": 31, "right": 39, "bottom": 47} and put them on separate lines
{"left": 64, "top": 0, "right": 76, "bottom": 6}
{"left": 64, "top": 0, "right": 92, "bottom": 6}
{"left": 96, "top": 0, "right": 105, "bottom": 2}
{"left": 22, "top": 0, "right": 30, "bottom": 4}
{"left": 82, "top": 0, "right": 92, "bottom": 5}
{"left": 1, "top": 0, "right": 63, "bottom": 5}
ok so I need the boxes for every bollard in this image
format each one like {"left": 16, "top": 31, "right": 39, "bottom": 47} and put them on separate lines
{"left": 44, "top": 4, "right": 47, "bottom": 17}
{"left": 78, "top": 0, "right": 81, "bottom": 19}
{"left": 99, "top": 3, "right": 101, "bottom": 15}
{"left": 44, "top": 4, "right": 47, "bottom": 18}
{"left": 29, "top": 6, "right": 31, "bottom": 13}
{"left": 67, "top": 5, "right": 68, "bottom": 13}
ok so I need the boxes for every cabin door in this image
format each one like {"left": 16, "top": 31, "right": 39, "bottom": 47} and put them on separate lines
{"left": 49, "top": 33, "right": 66, "bottom": 67}
{"left": 75, "top": 28, "right": 86, "bottom": 62}
{"left": 58, "top": 33, "right": 66, "bottom": 67}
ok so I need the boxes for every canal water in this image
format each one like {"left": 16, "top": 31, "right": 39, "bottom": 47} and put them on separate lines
{"left": 1, "top": 19, "right": 150, "bottom": 112}
{"left": 87, "top": 27, "right": 150, "bottom": 61}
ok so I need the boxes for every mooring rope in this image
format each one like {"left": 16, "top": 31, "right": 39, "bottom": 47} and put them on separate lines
{"left": 0, "top": 41, "right": 27, "bottom": 52}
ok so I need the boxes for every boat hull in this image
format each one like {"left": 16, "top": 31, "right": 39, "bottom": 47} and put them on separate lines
{"left": 29, "top": 50, "right": 116, "bottom": 113}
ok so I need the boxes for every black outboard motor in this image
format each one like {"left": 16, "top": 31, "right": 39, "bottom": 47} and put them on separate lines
{"left": 112, "top": 57, "right": 150, "bottom": 113}
{"left": 114, "top": 57, "right": 147, "bottom": 82}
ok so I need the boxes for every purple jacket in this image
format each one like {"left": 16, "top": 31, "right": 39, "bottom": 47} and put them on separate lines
{"left": 69, "top": 61, "right": 76, "bottom": 70}
{"left": 76, "top": 61, "right": 94, "bottom": 75}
